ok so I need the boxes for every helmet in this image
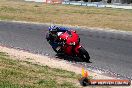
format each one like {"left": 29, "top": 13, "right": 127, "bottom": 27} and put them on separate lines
{"left": 48, "top": 25, "right": 59, "bottom": 37}
{"left": 48, "top": 25, "right": 59, "bottom": 32}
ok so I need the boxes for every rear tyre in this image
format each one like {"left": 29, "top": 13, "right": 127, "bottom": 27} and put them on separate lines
{"left": 79, "top": 47, "right": 90, "bottom": 62}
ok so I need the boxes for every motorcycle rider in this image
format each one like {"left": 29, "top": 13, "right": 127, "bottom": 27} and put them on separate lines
{"left": 46, "top": 25, "right": 69, "bottom": 53}
{"left": 46, "top": 25, "right": 91, "bottom": 63}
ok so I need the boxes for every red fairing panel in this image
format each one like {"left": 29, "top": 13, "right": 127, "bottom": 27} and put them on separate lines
{"left": 59, "top": 30, "right": 81, "bottom": 55}
{"left": 59, "top": 31, "right": 79, "bottom": 45}
{"left": 63, "top": 45, "right": 73, "bottom": 55}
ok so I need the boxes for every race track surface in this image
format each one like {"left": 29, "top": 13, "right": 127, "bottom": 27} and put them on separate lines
{"left": 0, "top": 21, "right": 132, "bottom": 79}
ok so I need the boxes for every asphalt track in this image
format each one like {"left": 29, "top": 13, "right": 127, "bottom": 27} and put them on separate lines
{"left": 0, "top": 21, "right": 132, "bottom": 79}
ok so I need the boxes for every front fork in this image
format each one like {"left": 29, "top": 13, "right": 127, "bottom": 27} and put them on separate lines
{"left": 74, "top": 44, "right": 82, "bottom": 55}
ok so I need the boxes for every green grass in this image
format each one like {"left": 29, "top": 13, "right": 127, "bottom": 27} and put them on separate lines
{"left": 0, "top": 52, "right": 79, "bottom": 88}
{"left": 0, "top": 0, "right": 132, "bottom": 31}
{"left": 0, "top": 51, "right": 112, "bottom": 88}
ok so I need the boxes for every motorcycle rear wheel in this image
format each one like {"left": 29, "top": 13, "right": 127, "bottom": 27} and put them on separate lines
{"left": 79, "top": 47, "right": 90, "bottom": 62}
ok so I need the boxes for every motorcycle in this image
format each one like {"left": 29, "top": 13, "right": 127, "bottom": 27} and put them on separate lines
{"left": 46, "top": 30, "right": 90, "bottom": 62}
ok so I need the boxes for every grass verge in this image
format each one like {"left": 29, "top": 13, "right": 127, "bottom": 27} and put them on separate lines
{"left": 0, "top": 0, "right": 132, "bottom": 31}
{"left": 0, "top": 52, "right": 80, "bottom": 88}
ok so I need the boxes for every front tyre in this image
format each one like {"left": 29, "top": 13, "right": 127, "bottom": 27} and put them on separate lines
{"left": 79, "top": 47, "right": 90, "bottom": 62}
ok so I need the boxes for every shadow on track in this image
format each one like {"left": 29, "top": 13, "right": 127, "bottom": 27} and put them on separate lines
{"left": 55, "top": 54, "right": 92, "bottom": 63}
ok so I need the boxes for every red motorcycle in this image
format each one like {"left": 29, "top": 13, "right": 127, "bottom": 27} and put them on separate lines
{"left": 52, "top": 30, "right": 90, "bottom": 62}
{"left": 46, "top": 30, "right": 90, "bottom": 62}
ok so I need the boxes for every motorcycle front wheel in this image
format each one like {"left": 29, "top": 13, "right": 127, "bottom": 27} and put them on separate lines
{"left": 78, "top": 47, "right": 90, "bottom": 62}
